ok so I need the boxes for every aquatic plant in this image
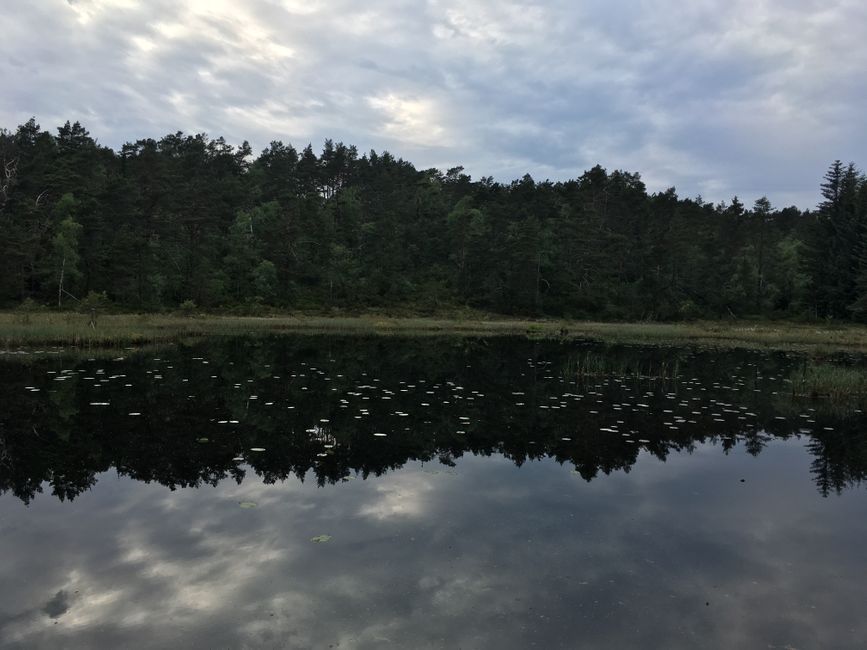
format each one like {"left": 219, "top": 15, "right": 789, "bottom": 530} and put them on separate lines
{"left": 791, "top": 363, "right": 867, "bottom": 401}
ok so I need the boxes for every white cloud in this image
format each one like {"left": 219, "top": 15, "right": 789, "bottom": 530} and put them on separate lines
{"left": 367, "top": 93, "right": 451, "bottom": 147}
{"left": 1, "top": 0, "right": 865, "bottom": 207}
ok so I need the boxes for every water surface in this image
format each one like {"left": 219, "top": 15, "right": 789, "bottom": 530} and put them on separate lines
{"left": 1, "top": 336, "right": 866, "bottom": 648}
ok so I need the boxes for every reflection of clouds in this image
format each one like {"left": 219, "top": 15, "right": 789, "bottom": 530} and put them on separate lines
{"left": 48, "top": 580, "right": 123, "bottom": 630}
{"left": 235, "top": 592, "right": 318, "bottom": 648}
{"left": 0, "top": 477, "right": 316, "bottom": 647}
{"left": 1, "top": 445, "right": 866, "bottom": 649}
{"left": 426, "top": 574, "right": 501, "bottom": 616}
{"left": 4, "top": 569, "right": 124, "bottom": 641}
{"left": 358, "top": 472, "right": 436, "bottom": 520}
{"left": 41, "top": 590, "right": 70, "bottom": 619}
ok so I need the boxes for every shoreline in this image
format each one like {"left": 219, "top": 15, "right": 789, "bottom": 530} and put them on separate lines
{"left": 3, "top": 312, "right": 867, "bottom": 353}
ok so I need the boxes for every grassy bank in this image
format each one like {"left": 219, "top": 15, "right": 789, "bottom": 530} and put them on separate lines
{"left": 4, "top": 311, "right": 867, "bottom": 353}
{"left": 791, "top": 363, "right": 867, "bottom": 401}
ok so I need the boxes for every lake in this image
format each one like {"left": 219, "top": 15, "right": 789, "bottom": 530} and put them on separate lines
{"left": 1, "top": 336, "right": 866, "bottom": 649}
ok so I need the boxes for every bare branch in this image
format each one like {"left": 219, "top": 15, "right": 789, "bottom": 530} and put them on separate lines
{"left": 0, "top": 156, "right": 17, "bottom": 209}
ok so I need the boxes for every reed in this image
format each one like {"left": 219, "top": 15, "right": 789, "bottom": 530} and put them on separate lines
{"left": 791, "top": 363, "right": 867, "bottom": 401}
{"left": 563, "top": 351, "right": 681, "bottom": 382}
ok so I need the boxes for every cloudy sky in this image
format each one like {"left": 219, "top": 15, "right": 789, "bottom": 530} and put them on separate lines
{"left": 2, "top": 0, "right": 866, "bottom": 208}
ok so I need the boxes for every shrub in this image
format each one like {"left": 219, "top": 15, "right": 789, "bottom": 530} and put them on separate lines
{"left": 13, "top": 297, "right": 45, "bottom": 323}
{"left": 179, "top": 299, "right": 197, "bottom": 316}
{"left": 78, "top": 291, "right": 110, "bottom": 313}
{"left": 16, "top": 297, "right": 43, "bottom": 312}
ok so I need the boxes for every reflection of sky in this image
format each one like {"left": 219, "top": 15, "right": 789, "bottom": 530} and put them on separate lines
{"left": 1, "top": 439, "right": 865, "bottom": 649}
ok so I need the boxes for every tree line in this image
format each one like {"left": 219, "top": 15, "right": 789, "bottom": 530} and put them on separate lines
{"left": 1, "top": 118, "right": 865, "bottom": 319}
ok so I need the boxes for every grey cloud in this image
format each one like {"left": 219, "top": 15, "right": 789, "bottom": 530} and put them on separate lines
{"left": 2, "top": 0, "right": 865, "bottom": 208}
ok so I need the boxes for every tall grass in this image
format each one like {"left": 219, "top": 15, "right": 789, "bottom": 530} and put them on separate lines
{"left": 562, "top": 351, "right": 681, "bottom": 383}
{"left": 0, "top": 312, "right": 565, "bottom": 348}
{"left": 4, "top": 311, "right": 867, "bottom": 352}
{"left": 790, "top": 363, "right": 867, "bottom": 401}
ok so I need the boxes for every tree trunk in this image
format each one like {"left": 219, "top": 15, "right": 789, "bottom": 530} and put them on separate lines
{"left": 535, "top": 251, "right": 542, "bottom": 312}
{"left": 756, "top": 219, "right": 765, "bottom": 311}
{"left": 58, "top": 256, "right": 65, "bottom": 309}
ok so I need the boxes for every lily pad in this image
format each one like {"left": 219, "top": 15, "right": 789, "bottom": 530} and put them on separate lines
{"left": 310, "top": 534, "right": 332, "bottom": 543}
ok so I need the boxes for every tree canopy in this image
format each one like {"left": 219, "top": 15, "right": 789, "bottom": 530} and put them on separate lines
{"left": 1, "top": 118, "right": 865, "bottom": 320}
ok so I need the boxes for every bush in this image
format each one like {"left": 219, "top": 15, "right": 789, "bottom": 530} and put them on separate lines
{"left": 677, "top": 300, "right": 703, "bottom": 321}
{"left": 13, "top": 297, "right": 45, "bottom": 324}
{"left": 225, "top": 297, "right": 280, "bottom": 316}
{"left": 179, "top": 299, "right": 197, "bottom": 316}
{"left": 78, "top": 291, "right": 109, "bottom": 313}
{"left": 16, "top": 297, "right": 44, "bottom": 313}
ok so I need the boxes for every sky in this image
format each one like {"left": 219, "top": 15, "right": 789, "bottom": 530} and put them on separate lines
{"left": 1, "top": 0, "right": 866, "bottom": 209}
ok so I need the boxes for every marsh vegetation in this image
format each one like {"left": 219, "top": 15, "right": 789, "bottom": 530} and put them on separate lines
{"left": 6, "top": 311, "right": 867, "bottom": 353}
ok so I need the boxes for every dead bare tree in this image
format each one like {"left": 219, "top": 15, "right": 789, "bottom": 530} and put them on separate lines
{"left": 0, "top": 156, "right": 17, "bottom": 210}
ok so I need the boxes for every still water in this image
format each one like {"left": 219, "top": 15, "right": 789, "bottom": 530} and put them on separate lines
{"left": 1, "top": 336, "right": 866, "bottom": 649}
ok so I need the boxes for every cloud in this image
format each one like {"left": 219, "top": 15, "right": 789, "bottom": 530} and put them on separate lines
{"left": 2, "top": 0, "right": 865, "bottom": 207}
{"left": 367, "top": 93, "right": 451, "bottom": 148}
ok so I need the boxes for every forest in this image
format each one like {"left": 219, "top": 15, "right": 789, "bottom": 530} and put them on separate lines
{"left": 1, "top": 118, "right": 866, "bottom": 321}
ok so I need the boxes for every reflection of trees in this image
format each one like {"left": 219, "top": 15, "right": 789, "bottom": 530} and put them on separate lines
{"left": 808, "top": 429, "right": 867, "bottom": 497}
{"left": 1, "top": 337, "right": 866, "bottom": 504}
